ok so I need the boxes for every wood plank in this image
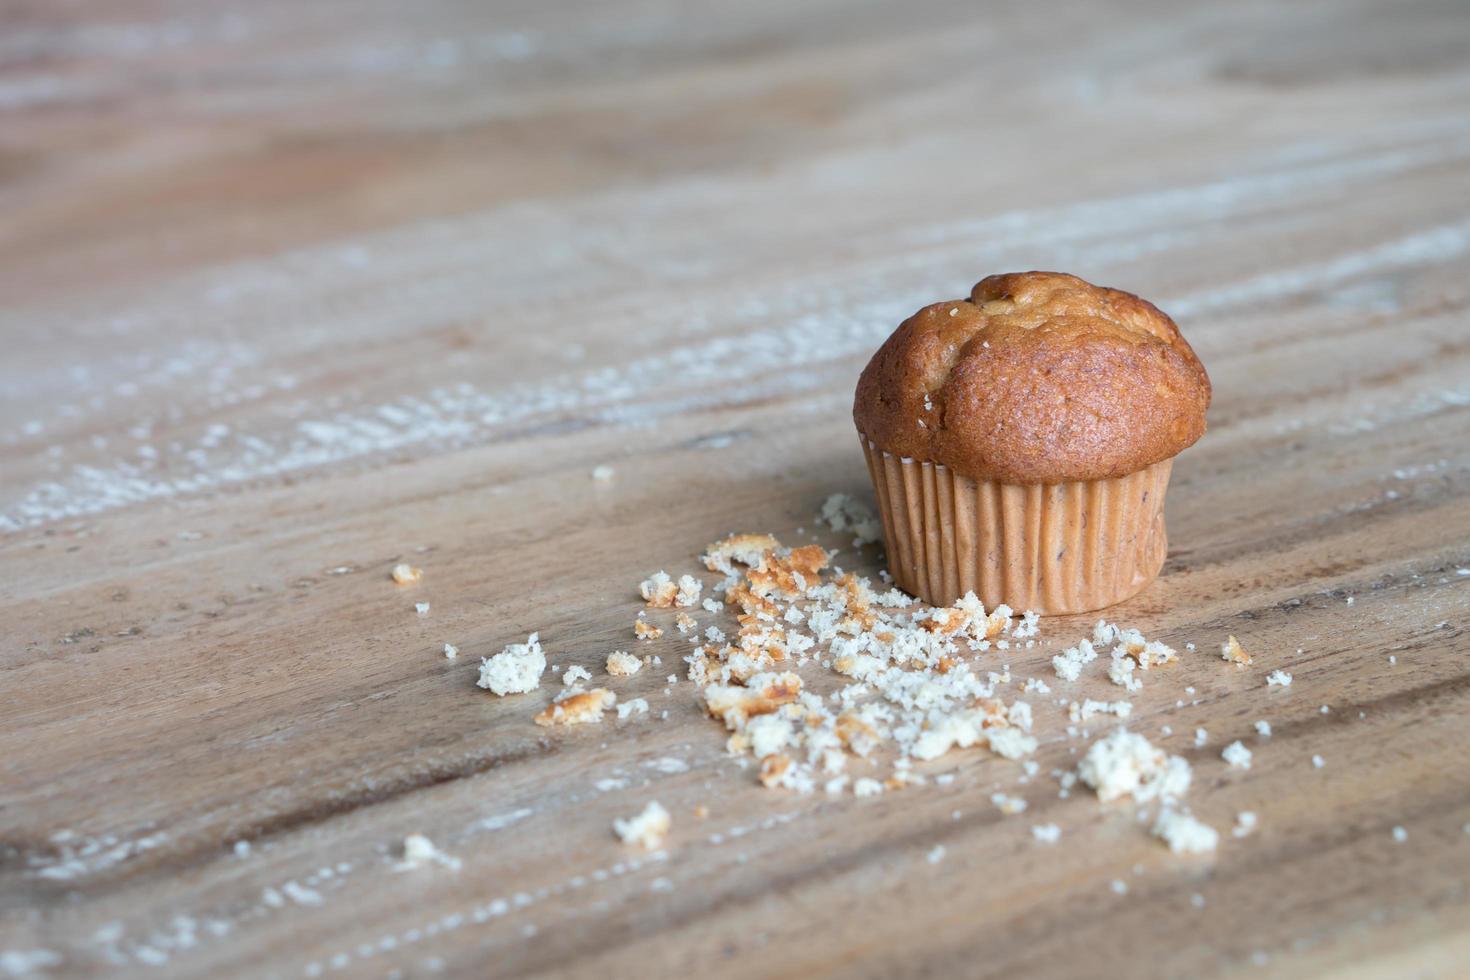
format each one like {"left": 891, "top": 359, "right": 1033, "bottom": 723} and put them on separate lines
{"left": 2, "top": 0, "right": 1469, "bottom": 976}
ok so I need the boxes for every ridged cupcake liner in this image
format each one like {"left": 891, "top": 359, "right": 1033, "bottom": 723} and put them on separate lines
{"left": 860, "top": 436, "right": 1172, "bottom": 615}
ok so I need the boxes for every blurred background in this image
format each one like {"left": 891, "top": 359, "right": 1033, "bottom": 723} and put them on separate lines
{"left": 2, "top": 0, "right": 1467, "bottom": 530}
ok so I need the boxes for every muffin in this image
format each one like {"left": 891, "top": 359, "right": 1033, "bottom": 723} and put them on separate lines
{"left": 853, "top": 271, "right": 1210, "bottom": 614}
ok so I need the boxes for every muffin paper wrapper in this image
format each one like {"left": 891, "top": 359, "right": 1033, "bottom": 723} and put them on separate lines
{"left": 861, "top": 437, "right": 1172, "bottom": 615}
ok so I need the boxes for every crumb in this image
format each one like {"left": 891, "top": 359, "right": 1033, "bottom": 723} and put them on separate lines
{"left": 396, "top": 834, "right": 460, "bottom": 871}
{"left": 414, "top": 602, "right": 431, "bottom": 616}
{"left": 1079, "top": 729, "right": 1191, "bottom": 804}
{"left": 1266, "top": 669, "right": 1293, "bottom": 687}
{"left": 817, "top": 493, "right": 882, "bottom": 549}
{"left": 675, "top": 575, "right": 703, "bottom": 607}
{"left": 1311, "top": 754, "right": 1325, "bottom": 769}
{"left": 1391, "top": 826, "right": 1407, "bottom": 843}
{"left": 563, "top": 665, "right": 592, "bottom": 687}
{"left": 616, "top": 698, "right": 649, "bottom": 721}
{"left": 1232, "top": 812, "right": 1258, "bottom": 838}
{"left": 702, "top": 533, "right": 782, "bottom": 574}
{"left": 926, "top": 845, "right": 946, "bottom": 864}
{"left": 1194, "top": 728, "right": 1208, "bottom": 748}
{"left": 1221, "top": 635, "right": 1252, "bottom": 667}
{"left": 640, "top": 571, "right": 679, "bottom": 608}
{"left": 613, "top": 801, "right": 670, "bottom": 849}
{"left": 703, "top": 672, "right": 802, "bottom": 729}
{"left": 1032, "top": 823, "right": 1061, "bottom": 844}
{"left": 674, "top": 612, "right": 697, "bottom": 634}
{"left": 1153, "top": 808, "right": 1218, "bottom": 853}
{"left": 853, "top": 777, "right": 884, "bottom": 798}
{"left": 477, "top": 633, "right": 546, "bottom": 695}
{"left": 443, "top": 643, "right": 458, "bottom": 659}
{"left": 607, "top": 650, "right": 642, "bottom": 676}
{"left": 591, "top": 465, "right": 614, "bottom": 482}
{"left": 1221, "top": 741, "right": 1252, "bottom": 770}
{"left": 535, "top": 687, "right": 616, "bottom": 726}
{"left": 693, "top": 805, "right": 709, "bottom": 819}
{"left": 634, "top": 618, "right": 663, "bottom": 641}
{"left": 991, "top": 792, "right": 1027, "bottom": 815}
{"left": 391, "top": 563, "right": 422, "bottom": 585}
{"left": 1108, "top": 654, "right": 1142, "bottom": 692}
{"left": 1111, "top": 879, "right": 1128, "bottom": 895}
{"left": 1254, "top": 720, "right": 1272, "bottom": 737}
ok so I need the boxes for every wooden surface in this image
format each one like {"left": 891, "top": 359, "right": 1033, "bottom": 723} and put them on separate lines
{"left": 3, "top": 0, "right": 1470, "bottom": 976}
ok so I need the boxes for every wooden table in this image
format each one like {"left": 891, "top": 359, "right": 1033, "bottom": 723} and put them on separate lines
{"left": 4, "top": 1, "right": 1469, "bottom": 976}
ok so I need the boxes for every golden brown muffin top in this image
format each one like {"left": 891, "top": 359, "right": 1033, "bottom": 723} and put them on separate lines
{"left": 853, "top": 272, "right": 1211, "bottom": 484}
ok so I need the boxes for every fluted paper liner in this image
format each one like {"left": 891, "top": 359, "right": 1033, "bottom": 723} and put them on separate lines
{"left": 861, "top": 437, "right": 1172, "bottom": 614}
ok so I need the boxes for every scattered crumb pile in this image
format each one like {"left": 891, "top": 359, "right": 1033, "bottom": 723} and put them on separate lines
{"left": 472, "top": 491, "right": 1304, "bottom": 857}
{"left": 683, "top": 529, "right": 1055, "bottom": 796}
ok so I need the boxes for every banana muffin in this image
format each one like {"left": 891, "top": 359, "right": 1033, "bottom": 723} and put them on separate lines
{"left": 853, "top": 271, "right": 1211, "bottom": 614}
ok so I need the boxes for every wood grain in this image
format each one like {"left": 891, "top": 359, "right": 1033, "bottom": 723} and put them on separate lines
{"left": 3, "top": 0, "right": 1469, "bottom": 976}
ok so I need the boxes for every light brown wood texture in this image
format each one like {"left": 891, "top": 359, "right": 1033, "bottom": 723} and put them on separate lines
{"left": 3, "top": 0, "right": 1470, "bottom": 976}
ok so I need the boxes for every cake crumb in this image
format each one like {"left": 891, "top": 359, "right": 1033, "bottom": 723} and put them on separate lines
{"left": 563, "top": 665, "right": 592, "bottom": 687}
{"left": 616, "top": 698, "right": 649, "bottom": 720}
{"left": 607, "top": 650, "right": 642, "bottom": 676}
{"left": 591, "top": 465, "right": 615, "bottom": 482}
{"left": 1311, "top": 754, "right": 1325, "bottom": 769}
{"left": 1079, "top": 729, "right": 1191, "bottom": 804}
{"left": 477, "top": 633, "right": 546, "bottom": 695}
{"left": 1220, "top": 635, "right": 1252, "bottom": 667}
{"left": 634, "top": 618, "right": 663, "bottom": 641}
{"left": 1222, "top": 741, "right": 1252, "bottom": 770}
{"left": 535, "top": 688, "right": 616, "bottom": 727}
{"left": 818, "top": 494, "right": 882, "bottom": 546}
{"left": 1153, "top": 808, "right": 1218, "bottom": 854}
{"left": 391, "top": 563, "right": 422, "bottom": 585}
{"left": 396, "top": 834, "right": 460, "bottom": 871}
{"left": 640, "top": 572, "right": 679, "bottom": 608}
{"left": 675, "top": 575, "right": 703, "bottom": 607}
{"left": 1254, "top": 720, "right": 1272, "bottom": 738}
{"left": 614, "top": 801, "right": 670, "bottom": 849}
{"left": 1232, "top": 811, "right": 1258, "bottom": 838}
{"left": 991, "top": 792, "right": 1027, "bottom": 815}
{"left": 443, "top": 643, "right": 458, "bottom": 660}
{"left": 1391, "top": 825, "right": 1407, "bottom": 843}
{"left": 414, "top": 602, "right": 431, "bottom": 616}
{"left": 1266, "top": 669, "right": 1293, "bottom": 688}
{"left": 1032, "top": 823, "right": 1061, "bottom": 844}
